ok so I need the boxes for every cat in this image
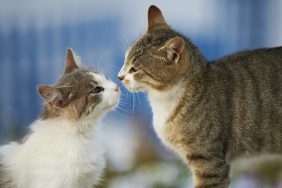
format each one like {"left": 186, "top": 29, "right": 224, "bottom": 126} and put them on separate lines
{"left": 0, "top": 48, "right": 120, "bottom": 188}
{"left": 118, "top": 5, "right": 282, "bottom": 188}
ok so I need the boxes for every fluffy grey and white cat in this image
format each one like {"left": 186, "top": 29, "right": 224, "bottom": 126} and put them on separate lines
{"left": 0, "top": 48, "right": 120, "bottom": 188}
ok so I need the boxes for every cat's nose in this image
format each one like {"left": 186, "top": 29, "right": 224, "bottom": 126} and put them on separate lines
{"left": 114, "top": 85, "right": 120, "bottom": 92}
{"left": 118, "top": 75, "right": 125, "bottom": 81}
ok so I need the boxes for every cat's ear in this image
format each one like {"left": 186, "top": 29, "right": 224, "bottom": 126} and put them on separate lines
{"left": 38, "top": 85, "right": 69, "bottom": 108}
{"left": 159, "top": 37, "right": 185, "bottom": 64}
{"left": 147, "top": 5, "right": 168, "bottom": 32}
{"left": 64, "top": 48, "right": 80, "bottom": 74}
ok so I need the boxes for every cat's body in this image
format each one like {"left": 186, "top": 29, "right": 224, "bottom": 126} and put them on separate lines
{"left": 149, "top": 47, "right": 282, "bottom": 187}
{"left": 156, "top": 47, "right": 282, "bottom": 158}
{"left": 0, "top": 119, "right": 105, "bottom": 188}
{"left": 119, "top": 6, "right": 282, "bottom": 188}
{"left": 0, "top": 49, "right": 120, "bottom": 188}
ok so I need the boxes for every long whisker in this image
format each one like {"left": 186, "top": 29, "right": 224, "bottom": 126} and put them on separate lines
{"left": 136, "top": 92, "right": 142, "bottom": 107}
{"left": 116, "top": 106, "right": 133, "bottom": 115}
{"left": 96, "top": 51, "right": 106, "bottom": 73}
{"left": 120, "top": 31, "right": 130, "bottom": 50}
{"left": 131, "top": 92, "right": 135, "bottom": 121}
{"left": 118, "top": 102, "right": 132, "bottom": 107}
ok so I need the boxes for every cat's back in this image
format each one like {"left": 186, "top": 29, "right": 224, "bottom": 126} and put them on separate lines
{"left": 205, "top": 46, "right": 282, "bottom": 156}
{"left": 207, "top": 46, "right": 282, "bottom": 105}
{"left": 211, "top": 46, "right": 282, "bottom": 66}
{"left": 208, "top": 46, "right": 282, "bottom": 90}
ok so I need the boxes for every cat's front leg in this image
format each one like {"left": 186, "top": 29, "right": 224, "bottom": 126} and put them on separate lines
{"left": 187, "top": 154, "right": 230, "bottom": 188}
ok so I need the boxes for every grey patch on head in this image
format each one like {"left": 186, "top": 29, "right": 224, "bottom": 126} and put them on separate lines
{"left": 77, "top": 94, "right": 102, "bottom": 118}
{"left": 87, "top": 96, "right": 102, "bottom": 116}
{"left": 40, "top": 67, "right": 105, "bottom": 120}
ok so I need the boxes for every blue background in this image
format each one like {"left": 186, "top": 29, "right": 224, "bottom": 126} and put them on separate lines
{"left": 0, "top": 1, "right": 282, "bottom": 187}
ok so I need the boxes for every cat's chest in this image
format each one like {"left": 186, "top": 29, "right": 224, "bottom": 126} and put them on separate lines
{"left": 149, "top": 92, "right": 179, "bottom": 146}
{"left": 151, "top": 100, "right": 172, "bottom": 132}
{"left": 27, "top": 122, "right": 105, "bottom": 175}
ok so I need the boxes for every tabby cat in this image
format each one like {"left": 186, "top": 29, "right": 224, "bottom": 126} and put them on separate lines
{"left": 118, "top": 5, "right": 282, "bottom": 188}
{"left": 0, "top": 48, "right": 120, "bottom": 188}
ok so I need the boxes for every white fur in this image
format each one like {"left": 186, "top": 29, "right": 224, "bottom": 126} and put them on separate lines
{"left": 0, "top": 74, "right": 120, "bottom": 188}
{"left": 89, "top": 72, "right": 120, "bottom": 108}
{"left": 119, "top": 60, "right": 183, "bottom": 147}
{"left": 0, "top": 118, "right": 105, "bottom": 188}
{"left": 148, "top": 83, "right": 183, "bottom": 147}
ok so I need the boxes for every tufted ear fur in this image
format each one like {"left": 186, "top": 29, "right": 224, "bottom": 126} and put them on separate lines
{"left": 38, "top": 85, "right": 70, "bottom": 108}
{"left": 159, "top": 37, "right": 186, "bottom": 64}
{"left": 147, "top": 5, "right": 168, "bottom": 32}
{"left": 64, "top": 48, "right": 80, "bottom": 74}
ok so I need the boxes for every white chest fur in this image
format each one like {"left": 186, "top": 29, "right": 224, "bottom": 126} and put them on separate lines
{"left": 148, "top": 83, "right": 183, "bottom": 147}
{"left": 0, "top": 118, "right": 105, "bottom": 188}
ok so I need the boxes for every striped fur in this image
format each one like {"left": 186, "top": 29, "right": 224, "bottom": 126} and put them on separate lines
{"left": 119, "top": 5, "right": 282, "bottom": 188}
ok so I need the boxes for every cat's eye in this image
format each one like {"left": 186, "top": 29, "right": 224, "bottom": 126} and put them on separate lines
{"left": 129, "top": 67, "right": 137, "bottom": 74}
{"left": 93, "top": 86, "right": 104, "bottom": 93}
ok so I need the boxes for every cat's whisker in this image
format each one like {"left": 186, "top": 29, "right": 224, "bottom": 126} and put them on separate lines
{"left": 116, "top": 105, "right": 131, "bottom": 111}
{"left": 120, "top": 31, "right": 131, "bottom": 50}
{"left": 115, "top": 106, "right": 132, "bottom": 115}
{"left": 119, "top": 94, "right": 131, "bottom": 100}
{"left": 118, "top": 101, "right": 132, "bottom": 106}
{"left": 135, "top": 92, "right": 142, "bottom": 107}
{"left": 131, "top": 92, "right": 136, "bottom": 121}
{"left": 117, "top": 104, "right": 131, "bottom": 110}
{"left": 96, "top": 50, "right": 113, "bottom": 73}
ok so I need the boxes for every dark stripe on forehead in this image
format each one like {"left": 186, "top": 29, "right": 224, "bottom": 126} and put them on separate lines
{"left": 128, "top": 29, "right": 178, "bottom": 64}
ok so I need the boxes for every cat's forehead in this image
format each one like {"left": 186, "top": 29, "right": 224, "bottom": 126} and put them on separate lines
{"left": 127, "top": 29, "right": 177, "bottom": 59}
{"left": 87, "top": 72, "right": 107, "bottom": 83}
{"left": 57, "top": 68, "right": 105, "bottom": 86}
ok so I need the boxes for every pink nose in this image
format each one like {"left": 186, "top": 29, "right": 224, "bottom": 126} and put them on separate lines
{"left": 115, "top": 85, "right": 120, "bottom": 92}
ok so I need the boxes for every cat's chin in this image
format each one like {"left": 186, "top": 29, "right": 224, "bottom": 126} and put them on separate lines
{"left": 106, "top": 101, "right": 119, "bottom": 110}
{"left": 100, "top": 99, "right": 120, "bottom": 112}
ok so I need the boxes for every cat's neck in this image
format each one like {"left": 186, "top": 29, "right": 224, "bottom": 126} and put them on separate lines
{"left": 148, "top": 80, "right": 185, "bottom": 141}
{"left": 148, "top": 76, "right": 206, "bottom": 144}
{"left": 148, "top": 80, "right": 184, "bottom": 103}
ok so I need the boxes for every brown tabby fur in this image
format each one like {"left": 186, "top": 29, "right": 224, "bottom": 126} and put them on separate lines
{"left": 120, "top": 5, "right": 282, "bottom": 188}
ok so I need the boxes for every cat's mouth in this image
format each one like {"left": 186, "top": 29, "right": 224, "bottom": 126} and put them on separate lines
{"left": 103, "top": 90, "right": 120, "bottom": 110}
{"left": 106, "top": 97, "right": 120, "bottom": 109}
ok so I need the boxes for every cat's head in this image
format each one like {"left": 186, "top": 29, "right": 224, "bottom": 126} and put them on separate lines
{"left": 118, "top": 5, "right": 205, "bottom": 92}
{"left": 38, "top": 48, "right": 120, "bottom": 121}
